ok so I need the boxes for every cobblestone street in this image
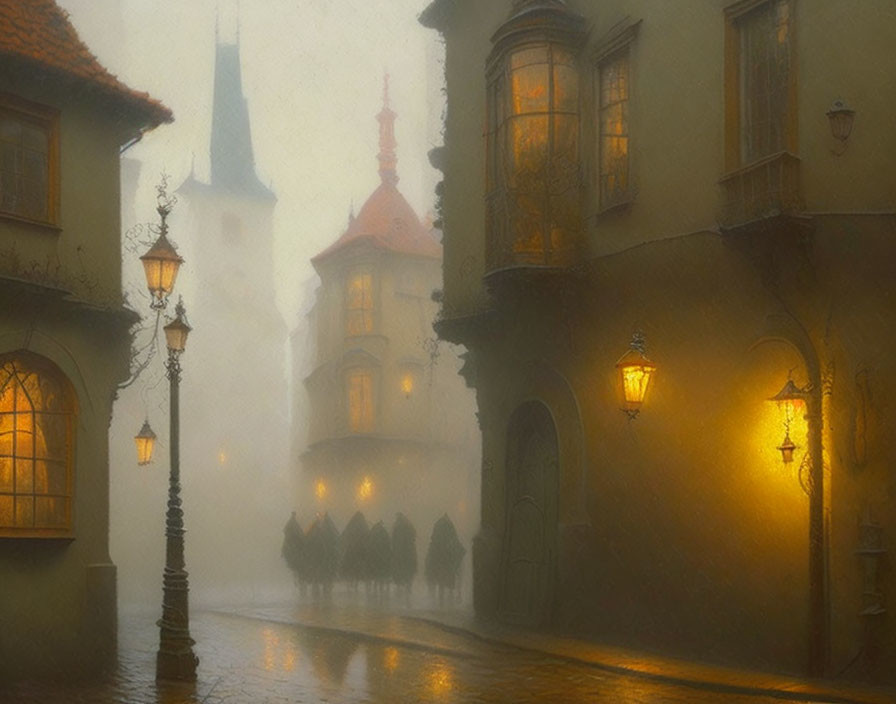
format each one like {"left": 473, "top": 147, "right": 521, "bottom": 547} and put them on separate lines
{"left": 1, "top": 601, "right": 880, "bottom": 704}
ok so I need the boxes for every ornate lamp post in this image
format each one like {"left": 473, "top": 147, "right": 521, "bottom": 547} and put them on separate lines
{"left": 138, "top": 188, "right": 199, "bottom": 681}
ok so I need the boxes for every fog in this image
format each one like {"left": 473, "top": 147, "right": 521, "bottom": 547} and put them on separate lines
{"left": 57, "top": 0, "right": 480, "bottom": 609}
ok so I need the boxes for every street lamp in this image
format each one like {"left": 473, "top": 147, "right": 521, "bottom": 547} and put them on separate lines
{"left": 767, "top": 373, "right": 826, "bottom": 677}
{"left": 139, "top": 189, "right": 198, "bottom": 681}
{"left": 616, "top": 332, "right": 656, "bottom": 420}
{"left": 134, "top": 420, "right": 157, "bottom": 466}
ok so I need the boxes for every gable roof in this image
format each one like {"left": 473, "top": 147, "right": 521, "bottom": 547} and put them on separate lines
{"left": 0, "top": 0, "right": 172, "bottom": 129}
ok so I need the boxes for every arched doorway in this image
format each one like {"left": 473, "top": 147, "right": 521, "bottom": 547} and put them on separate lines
{"left": 499, "top": 401, "right": 558, "bottom": 626}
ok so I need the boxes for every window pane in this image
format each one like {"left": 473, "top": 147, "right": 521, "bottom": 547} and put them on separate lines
{"left": 510, "top": 115, "right": 548, "bottom": 189}
{"left": 511, "top": 46, "right": 549, "bottom": 70}
{"left": 0, "top": 457, "right": 11, "bottom": 492}
{"left": 553, "top": 63, "right": 579, "bottom": 112}
{"left": 739, "top": 0, "right": 790, "bottom": 163}
{"left": 0, "top": 109, "right": 51, "bottom": 222}
{"left": 0, "top": 496, "right": 12, "bottom": 526}
{"left": 15, "top": 457, "right": 33, "bottom": 493}
{"left": 15, "top": 495, "right": 34, "bottom": 528}
{"left": 599, "top": 51, "right": 631, "bottom": 207}
{"left": 511, "top": 64, "right": 549, "bottom": 115}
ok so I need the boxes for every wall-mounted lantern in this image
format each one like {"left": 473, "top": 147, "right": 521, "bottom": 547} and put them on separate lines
{"left": 315, "top": 479, "right": 328, "bottom": 501}
{"left": 401, "top": 373, "right": 414, "bottom": 397}
{"left": 769, "top": 377, "right": 807, "bottom": 463}
{"left": 616, "top": 332, "right": 656, "bottom": 420}
{"left": 827, "top": 99, "right": 855, "bottom": 155}
{"left": 134, "top": 419, "right": 157, "bottom": 466}
{"left": 358, "top": 475, "right": 374, "bottom": 502}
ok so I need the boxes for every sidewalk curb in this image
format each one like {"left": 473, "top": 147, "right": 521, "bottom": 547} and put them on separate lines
{"left": 406, "top": 615, "right": 894, "bottom": 704}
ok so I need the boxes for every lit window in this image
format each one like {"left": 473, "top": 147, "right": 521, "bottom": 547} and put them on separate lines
{"left": 485, "top": 1, "right": 585, "bottom": 270}
{"left": 0, "top": 98, "right": 57, "bottom": 224}
{"left": 734, "top": 0, "right": 793, "bottom": 164}
{"left": 346, "top": 272, "right": 373, "bottom": 336}
{"left": 347, "top": 369, "right": 374, "bottom": 433}
{"left": 598, "top": 51, "right": 630, "bottom": 208}
{"left": 0, "top": 353, "right": 74, "bottom": 537}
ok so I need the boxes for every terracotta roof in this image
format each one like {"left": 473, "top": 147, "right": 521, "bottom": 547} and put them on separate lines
{"left": 312, "top": 181, "right": 441, "bottom": 264}
{"left": 0, "top": 0, "right": 172, "bottom": 128}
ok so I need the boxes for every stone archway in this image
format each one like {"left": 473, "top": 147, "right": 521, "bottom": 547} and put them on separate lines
{"left": 499, "top": 401, "right": 558, "bottom": 626}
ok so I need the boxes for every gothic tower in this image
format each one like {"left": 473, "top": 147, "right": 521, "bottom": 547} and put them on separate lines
{"left": 175, "top": 29, "right": 289, "bottom": 600}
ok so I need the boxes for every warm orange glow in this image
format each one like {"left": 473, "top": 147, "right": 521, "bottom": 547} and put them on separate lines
{"left": 426, "top": 660, "right": 455, "bottom": 697}
{"left": 283, "top": 642, "right": 297, "bottom": 673}
{"left": 358, "top": 475, "right": 373, "bottom": 502}
{"left": 401, "top": 374, "right": 414, "bottom": 396}
{"left": 621, "top": 364, "right": 655, "bottom": 407}
{"left": 348, "top": 369, "right": 374, "bottom": 432}
{"left": 315, "top": 479, "right": 328, "bottom": 501}
{"left": 383, "top": 646, "right": 399, "bottom": 673}
{"left": 599, "top": 51, "right": 630, "bottom": 206}
{"left": 262, "top": 627, "right": 278, "bottom": 672}
{"left": 346, "top": 272, "right": 373, "bottom": 336}
{"left": 134, "top": 420, "right": 156, "bottom": 466}
{"left": 140, "top": 233, "right": 183, "bottom": 307}
{"left": 0, "top": 358, "right": 69, "bottom": 530}
{"left": 217, "top": 449, "right": 228, "bottom": 466}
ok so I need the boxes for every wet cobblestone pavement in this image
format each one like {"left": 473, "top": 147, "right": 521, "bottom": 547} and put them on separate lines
{"left": 0, "top": 606, "right": 857, "bottom": 703}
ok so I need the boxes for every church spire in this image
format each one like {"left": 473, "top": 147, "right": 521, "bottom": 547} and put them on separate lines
{"left": 376, "top": 73, "right": 398, "bottom": 185}
{"left": 209, "top": 27, "right": 274, "bottom": 199}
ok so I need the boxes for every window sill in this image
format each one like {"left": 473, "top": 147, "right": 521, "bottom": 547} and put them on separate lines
{"left": 0, "top": 211, "right": 62, "bottom": 234}
{"left": 0, "top": 530, "right": 74, "bottom": 541}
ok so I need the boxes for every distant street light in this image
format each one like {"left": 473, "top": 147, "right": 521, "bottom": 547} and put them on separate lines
{"left": 138, "top": 184, "right": 199, "bottom": 681}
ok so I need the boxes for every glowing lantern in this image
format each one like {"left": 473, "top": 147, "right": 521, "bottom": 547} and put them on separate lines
{"left": 141, "top": 232, "right": 183, "bottom": 310}
{"left": 134, "top": 419, "right": 157, "bottom": 466}
{"left": 315, "top": 479, "right": 328, "bottom": 501}
{"left": 616, "top": 332, "right": 656, "bottom": 420}
{"left": 401, "top": 374, "right": 414, "bottom": 397}
{"left": 768, "top": 378, "right": 807, "bottom": 463}
{"left": 358, "top": 475, "right": 373, "bottom": 501}
{"left": 163, "top": 299, "right": 191, "bottom": 354}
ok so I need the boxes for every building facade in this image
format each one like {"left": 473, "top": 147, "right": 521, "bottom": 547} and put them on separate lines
{"left": 423, "top": 0, "right": 896, "bottom": 682}
{"left": 295, "top": 84, "right": 479, "bottom": 544}
{"left": 0, "top": 0, "right": 170, "bottom": 677}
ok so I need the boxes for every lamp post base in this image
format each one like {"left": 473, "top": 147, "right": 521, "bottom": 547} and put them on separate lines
{"left": 156, "top": 648, "right": 198, "bottom": 682}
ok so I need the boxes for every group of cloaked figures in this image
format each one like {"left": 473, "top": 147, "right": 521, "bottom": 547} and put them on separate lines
{"left": 281, "top": 511, "right": 466, "bottom": 605}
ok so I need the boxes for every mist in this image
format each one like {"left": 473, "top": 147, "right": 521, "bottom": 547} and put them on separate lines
{"left": 54, "top": 0, "right": 480, "bottom": 610}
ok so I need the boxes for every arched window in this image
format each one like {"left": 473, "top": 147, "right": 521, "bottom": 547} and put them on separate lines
{"left": 0, "top": 353, "right": 74, "bottom": 537}
{"left": 486, "top": 1, "right": 585, "bottom": 271}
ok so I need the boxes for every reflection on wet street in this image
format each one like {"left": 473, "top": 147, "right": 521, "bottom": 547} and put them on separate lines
{"left": 2, "top": 609, "right": 837, "bottom": 703}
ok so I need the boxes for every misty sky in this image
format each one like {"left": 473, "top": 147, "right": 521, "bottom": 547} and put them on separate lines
{"left": 59, "top": 0, "right": 443, "bottom": 325}
{"left": 54, "top": 0, "right": 448, "bottom": 604}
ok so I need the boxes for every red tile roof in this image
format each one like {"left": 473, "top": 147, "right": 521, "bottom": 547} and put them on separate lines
{"left": 312, "top": 182, "right": 442, "bottom": 264}
{"left": 0, "top": 0, "right": 172, "bottom": 128}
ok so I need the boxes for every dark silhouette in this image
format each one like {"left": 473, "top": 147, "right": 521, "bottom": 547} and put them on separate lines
{"left": 281, "top": 511, "right": 306, "bottom": 592}
{"left": 305, "top": 512, "right": 340, "bottom": 598}
{"left": 339, "top": 511, "right": 370, "bottom": 590}
{"left": 366, "top": 521, "right": 392, "bottom": 598}
{"left": 391, "top": 512, "right": 417, "bottom": 602}
{"left": 424, "top": 513, "right": 466, "bottom": 607}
